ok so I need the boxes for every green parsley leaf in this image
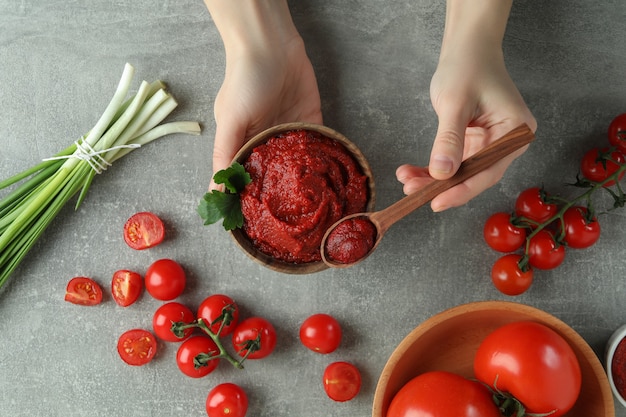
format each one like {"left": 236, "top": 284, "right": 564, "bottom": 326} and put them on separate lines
{"left": 197, "top": 162, "right": 251, "bottom": 230}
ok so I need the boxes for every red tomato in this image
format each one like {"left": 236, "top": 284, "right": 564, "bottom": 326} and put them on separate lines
{"left": 117, "top": 328, "right": 157, "bottom": 366}
{"left": 483, "top": 212, "right": 527, "bottom": 252}
{"left": 111, "top": 270, "right": 142, "bottom": 307}
{"left": 64, "top": 276, "right": 103, "bottom": 306}
{"left": 144, "top": 258, "right": 186, "bottom": 301}
{"left": 176, "top": 336, "right": 220, "bottom": 378}
{"left": 491, "top": 254, "right": 534, "bottom": 296}
{"left": 299, "top": 313, "right": 342, "bottom": 354}
{"left": 514, "top": 187, "right": 558, "bottom": 224}
{"left": 474, "top": 321, "right": 581, "bottom": 417}
{"left": 197, "top": 294, "right": 240, "bottom": 336}
{"left": 580, "top": 147, "right": 625, "bottom": 186}
{"left": 608, "top": 113, "right": 626, "bottom": 154}
{"left": 562, "top": 206, "right": 601, "bottom": 249}
{"left": 322, "top": 361, "right": 361, "bottom": 402}
{"left": 206, "top": 383, "right": 248, "bottom": 417}
{"left": 528, "top": 229, "right": 566, "bottom": 270}
{"left": 387, "top": 371, "right": 500, "bottom": 417}
{"left": 232, "top": 317, "right": 277, "bottom": 360}
{"left": 153, "top": 302, "right": 195, "bottom": 342}
{"left": 123, "top": 211, "right": 165, "bottom": 250}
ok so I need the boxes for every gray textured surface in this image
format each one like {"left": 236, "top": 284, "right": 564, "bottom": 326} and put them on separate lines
{"left": 1, "top": 1, "right": 625, "bottom": 416}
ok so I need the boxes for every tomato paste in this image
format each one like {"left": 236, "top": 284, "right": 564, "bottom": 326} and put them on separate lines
{"left": 612, "top": 337, "right": 626, "bottom": 400}
{"left": 325, "top": 217, "right": 377, "bottom": 264}
{"left": 240, "top": 129, "right": 368, "bottom": 263}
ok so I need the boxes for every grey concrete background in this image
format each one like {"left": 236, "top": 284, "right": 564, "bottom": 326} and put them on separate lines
{"left": 1, "top": 1, "right": 625, "bottom": 416}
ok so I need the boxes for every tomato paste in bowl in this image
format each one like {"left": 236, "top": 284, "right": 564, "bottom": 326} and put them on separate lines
{"left": 230, "top": 123, "right": 375, "bottom": 274}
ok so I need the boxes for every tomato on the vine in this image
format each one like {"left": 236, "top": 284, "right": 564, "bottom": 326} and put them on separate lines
{"left": 299, "top": 313, "right": 342, "bottom": 354}
{"left": 322, "top": 361, "right": 362, "bottom": 402}
{"left": 144, "top": 258, "right": 186, "bottom": 301}
{"left": 483, "top": 212, "right": 527, "bottom": 252}
{"left": 197, "top": 294, "right": 240, "bottom": 336}
{"left": 562, "top": 206, "right": 601, "bottom": 249}
{"left": 491, "top": 254, "right": 534, "bottom": 296}
{"left": 387, "top": 371, "right": 500, "bottom": 417}
{"left": 117, "top": 328, "right": 157, "bottom": 366}
{"left": 111, "top": 269, "right": 142, "bottom": 307}
{"left": 123, "top": 211, "right": 165, "bottom": 250}
{"left": 514, "top": 187, "right": 558, "bottom": 224}
{"left": 528, "top": 229, "right": 566, "bottom": 270}
{"left": 206, "top": 383, "right": 248, "bottom": 417}
{"left": 64, "top": 276, "right": 103, "bottom": 306}
{"left": 608, "top": 113, "right": 626, "bottom": 154}
{"left": 153, "top": 302, "right": 195, "bottom": 342}
{"left": 232, "top": 317, "right": 277, "bottom": 360}
{"left": 474, "top": 321, "right": 581, "bottom": 417}
{"left": 580, "top": 147, "right": 625, "bottom": 187}
{"left": 176, "top": 336, "right": 220, "bottom": 378}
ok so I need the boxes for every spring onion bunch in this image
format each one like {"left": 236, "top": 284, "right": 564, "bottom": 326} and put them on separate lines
{"left": 0, "top": 63, "right": 201, "bottom": 289}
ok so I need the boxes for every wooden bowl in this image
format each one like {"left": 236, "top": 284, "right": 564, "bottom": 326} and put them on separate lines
{"left": 605, "top": 324, "right": 626, "bottom": 409}
{"left": 230, "top": 122, "right": 375, "bottom": 274}
{"left": 372, "top": 300, "right": 614, "bottom": 417}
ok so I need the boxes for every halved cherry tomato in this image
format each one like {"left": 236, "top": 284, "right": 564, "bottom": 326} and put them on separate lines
{"left": 608, "top": 113, "right": 626, "bottom": 154}
{"left": 111, "top": 269, "right": 142, "bottom": 307}
{"left": 561, "top": 206, "right": 601, "bottom": 249}
{"left": 206, "top": 383, "right": 248, "bottom": 417}
{"left": 483, "top": 212, "right": 527, "bottom": 252}
{"left": 528, "top": 229, "right": 566, "bottom": 270}
{"left": 299, "top": 313, "right": 342, "bottom": 354}
{"left": 144, "top": 258, "right": 186, "bottom": 301}
{"left": 153, "top": 302, "right": 195, "bottom": 342}
{"left": 491, "top": 254, "right": 534, "bottom": 296}
{"left": 64, "top": 276, "right": 103, "bottom": 306}
{"left": 176, "top": 336, "right": 220, "bottom": 378}
{"left": 323, "top": 361, "right": 361, "bottom": 402}
{"left": 117, "top": 328, "right": 157, "bottom": 366}
{"left": 232, "top": 317, "right": 277, "bottom": 360}
{"left": 580, "top": 147, "right": 625, "bottom": 187}
{"left": 123, "top": 211, "right": 165, "bottom": 250}
{"left": 197, "top": 294, "right": 240, "bottom": 336}
{"left": 387, "top": 371, "right": 500, "bottom": 417}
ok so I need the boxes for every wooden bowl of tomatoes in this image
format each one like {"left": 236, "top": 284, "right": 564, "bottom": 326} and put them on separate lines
{"left": 372, "top": 300, "right": 614, "bottom": 417}
{"left": 229, "top": 122, "right": 375, "bottom": 275}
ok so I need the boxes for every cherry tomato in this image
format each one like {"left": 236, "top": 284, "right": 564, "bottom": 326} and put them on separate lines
{"left": 197, "top": 294, "right": 240, "bottom": 336}
{"left": 474, "top": 321, "right": 581, "bottom": 417}
{"left": 299, "top": 313, "right": 342, "bottom": 354}
{"left": 176, "top": 336, "right": 220, "bottom": 378}
{"left": 64, "top": 276, "right": 103, "bottom": 306}
{"left": 580, "top": 147, "right": 625, "bottom": 186}
{"left": 144, "top": 258, "right": 186, "bottom": 301}
{"left": 491, "top": 254, "right": 534, "bottom": 296}
{"left": 206, "top": 383, "right": 248, "bottom": 417}
{"left": 153, "top": 302, "right": 195, "bottom": 342}
{"left": 322, "top": 361, "right": 361, "bottom": 402}
{"left": 514, "top": 187, "right": 558, "bottom": 224}
{"left": 111, "top": 269, "right": 142, "bottom": 307}
{"left": 387, "top": 371, "right": 500, "bottom": 417}
{"left": 528, "top": 229, "right": 566, "bottom": 270}
{"left": 232, "top": 317, "right": 277, "bottom": 360}
{"left": 117, "top": 328, "right": 157, "bottom": 366}
{"left": 608, "top": 113, "right": 626, "bottom": 154}
{"left": 123, "top": 211, "right": 165, "bottom": 250}
{"left": 561, "top": 206, "right": 601, "bottom": 249}
{"left": 483, "top": 212, "right": 527, "bottom": 252}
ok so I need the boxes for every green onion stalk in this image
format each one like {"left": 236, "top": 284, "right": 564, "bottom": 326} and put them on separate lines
{"left": 0, "top": 63, "right": 201, "bottom": 290}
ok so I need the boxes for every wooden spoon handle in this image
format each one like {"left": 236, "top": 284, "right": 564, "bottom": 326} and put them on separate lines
{"left": 374, "top": 124, "right": 535, "bottom": 231}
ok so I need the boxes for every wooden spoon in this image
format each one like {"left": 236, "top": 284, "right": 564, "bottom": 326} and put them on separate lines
{"left": 320, "top": 123, "right": 535, "bottom": 268}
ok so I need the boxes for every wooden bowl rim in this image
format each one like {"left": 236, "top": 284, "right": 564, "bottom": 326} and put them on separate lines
{"left": 372, "top": 300, "right": 614, "bottom": 417}
{"left": 229, "top": 122, "right": 376, "bottom": 275}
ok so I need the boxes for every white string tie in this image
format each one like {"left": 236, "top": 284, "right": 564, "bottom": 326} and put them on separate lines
{"left": 43, "top": 140, "right": 141, "bottom": 174}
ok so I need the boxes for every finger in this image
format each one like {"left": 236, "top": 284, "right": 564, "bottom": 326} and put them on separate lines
{"left": 209, "top": 118, "right": 247, "bottom": 191}
{"left": 429, "top": 104, "right": 473, "bottom": 180}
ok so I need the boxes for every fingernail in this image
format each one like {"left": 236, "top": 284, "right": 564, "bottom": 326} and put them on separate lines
{"left": 430, "top": 155, "right": 453, "bottom": 175}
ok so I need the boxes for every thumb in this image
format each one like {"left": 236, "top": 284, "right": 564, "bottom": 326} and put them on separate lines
{"left": 429, "top": 107, "right": 471, "bottom": 180}
{"left": 210, "top": 119, "right": 247, "bottom": 191}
